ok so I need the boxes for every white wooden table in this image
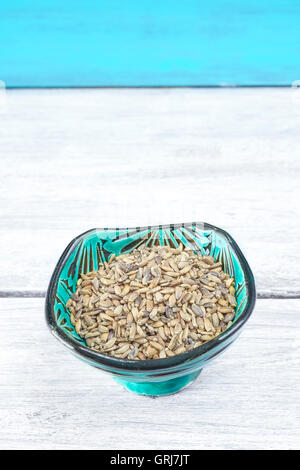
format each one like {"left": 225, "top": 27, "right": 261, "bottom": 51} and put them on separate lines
{"left": 0, "top": 88, "right": 299, "bottom": 450}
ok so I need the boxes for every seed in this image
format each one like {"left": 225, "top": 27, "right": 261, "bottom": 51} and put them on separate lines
{"left": 202, "top": 256, "right": 215, "bottom": 265}
{"left": 146, "top": 299, "right": 153, "bottom": 312}
{"left": 158, "top": 326, "right": 167, "bottom": 341}
{"left": 114, "top": 305, "right": 123, "bottom": 315}
{"left": 92, "top": 278, "right": 99, "bottom": 291}
{"left": 168, "top": 334, "right": 178, "bottom": 350}
{"left": 155, "top": 292, "right": 164, "bottom": 303}
{"left": 128, "top": 347, "right": 138, "bottom": 359}
{"left": 204, "top": 318, "right": 213, "bottom": 331}
{"left": 218, "top": 307, "right": 232, "bottom": 313}
{"left": 180, "top": 311, "right": 191, "bottom": 322}
{"left": 168, "top": 294, "right": 176, "bottom": 307}
{"left": 182, "top": 325, "right": 189, "bottom": 341}
{"left": 75, "top": 320, "right": 81, "bottom": 334}
{"left": 129, "top": 292, "right": 139, "bottom": 302}
{"left": 136, "top": 325, "right": 146, "bottom": 337}
{"left": 182, "top": 293, "right": 191, "bottom": 303}
{"left": 168, "top": 259, "right": 179, "bottom": 272}
{"left": 165, "top": 306, "right": 174, "bottom": 318}
{"left": 225, "top": 278, "right": 234, "bottom": 288}
{"left": 152, "top": 320, "right": 163, "bottom": 327}
{"left": 174, "top": 323, "right": 182, "bottom": 335}
{"left": 228, "top": 294, "right": 237, "bottom": 307}
{"left": 150, "top": 341, "right": 163, "bottom": 351}
{"left": 103, "top": 337, "right": 116, "bottom": 349}
{"left": 192, "top": 304, "right": 205, "bottom": 316}
{"left": 180, "top": 265, "right": 192, "bottom": 274}
{"left": 174, "top": 345, "right": 186, "bottom": 355}
{"left": 114, "top": 285, "right": 122, "bottom": 296}
{"left": 212, "top": 313, "right": 219, "bottom": 328}
{"left": 108, "top": 253, "right": 116, "bottom": 264}
{"left": 97, "top": 325, "right": 108, "bottom": 333}
{"left": 224, "top": 313, "right": 234, "bottom": 323}
{"left": 122, "top": 284, "right": 131, "bottom": 296}
{"left": 116, "top": 344, "right": 130, "bottom": 354}
{"left": 149, "top": 307, "right": 158, "bottom": 320}
{"left": 175, "top": 286, "right": 183, "bottom": 300}
{"left": 165, "top": 348, "right": 175, "bottom": 357}
{"left": 201, "top": 334, "right": 213, "bottom": 341}
{"left": 129, "top": 323, "right": 136, "bottom": 341}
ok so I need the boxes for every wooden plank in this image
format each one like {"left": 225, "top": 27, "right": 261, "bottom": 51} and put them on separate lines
{"left": 1, "top": 1, "right": 300, "bottom": 86}
{"left": 0, "top": 298, "right": 299, "bottom": 449}
{"left": 1, "top": 88, "right": 299, "bottom": 295}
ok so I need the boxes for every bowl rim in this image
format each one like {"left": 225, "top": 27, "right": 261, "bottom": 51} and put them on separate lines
{"left": 45, "top": 222, "right": 256, "bottom": 372}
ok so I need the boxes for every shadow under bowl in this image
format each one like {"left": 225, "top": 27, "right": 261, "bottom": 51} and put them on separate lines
{"left": 45, "top": 222, "right": 256, "bottom": 396}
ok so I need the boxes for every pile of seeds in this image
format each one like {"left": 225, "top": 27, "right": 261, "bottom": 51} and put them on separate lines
{"left": 66, "top": 244, "right": 237, "bottom": 360}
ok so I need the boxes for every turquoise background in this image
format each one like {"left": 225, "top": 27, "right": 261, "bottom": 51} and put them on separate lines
{"left": 1, "top": 0, "right": 300, "bottom": 87}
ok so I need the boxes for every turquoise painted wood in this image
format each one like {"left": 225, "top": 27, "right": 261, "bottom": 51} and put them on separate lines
{"left": 0, "top": 0, "right": 300, "bottom": 87}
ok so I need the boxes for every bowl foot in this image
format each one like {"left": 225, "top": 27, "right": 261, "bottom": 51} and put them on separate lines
{"left": 113, "top": 370, "right": 202, "bottom": 396}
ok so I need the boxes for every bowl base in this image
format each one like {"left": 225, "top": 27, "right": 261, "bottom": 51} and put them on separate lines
{"left": 113, "top": 370, "right": 202, "bottom": 396}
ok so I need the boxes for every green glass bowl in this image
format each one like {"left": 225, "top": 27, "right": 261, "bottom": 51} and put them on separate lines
{"left": 45, "top": 222, "right": 256, "bottom": 396}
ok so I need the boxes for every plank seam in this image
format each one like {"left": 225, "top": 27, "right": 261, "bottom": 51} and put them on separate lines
{"left": 0, "top": 290, "right": 300, "bottom": 299}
